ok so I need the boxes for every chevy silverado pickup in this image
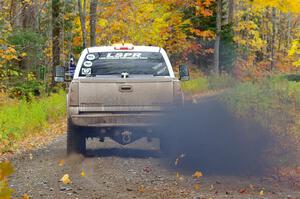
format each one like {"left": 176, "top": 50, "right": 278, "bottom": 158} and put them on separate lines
{"left": 66, "top": 44, "right": 189, "bottom": 154}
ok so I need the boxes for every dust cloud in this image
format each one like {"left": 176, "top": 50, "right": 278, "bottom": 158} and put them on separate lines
{"left": 157, "top": 96, "right": 273, "bottom": 176}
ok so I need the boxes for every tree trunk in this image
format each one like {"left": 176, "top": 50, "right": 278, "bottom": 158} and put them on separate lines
{"left": 52, "top": 0, "right": 61, "bottom": 87}
{"left": 21, "top": 0, "right": 36, "bottom": 29}
{"left": 287, "top": 13, "right": 292, "bottom": 49}
{"left": 270, "top": 7, "right": 276, "bottom": 70}
{"left": 228, "top": 0, "right": 234, "bottom": 24}
{"left": 90, "top": 0, "right": 97, "bottom": 47}
{"left": 214, "top": 0, "right": 222, "bottom": 75}
{"left": 78, "top": 0, "right": 87, "bottom": 48}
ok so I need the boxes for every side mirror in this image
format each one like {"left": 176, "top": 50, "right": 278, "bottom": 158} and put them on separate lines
{"left": 179, "top": 65, "right": 190, "bottom": 81}
{"left": 54, "top": 66, "right": 65, "bottom": 82}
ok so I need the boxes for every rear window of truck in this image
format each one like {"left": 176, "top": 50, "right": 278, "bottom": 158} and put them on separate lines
{"left": 79, "top": 52, "right": 169, "bottom": 77}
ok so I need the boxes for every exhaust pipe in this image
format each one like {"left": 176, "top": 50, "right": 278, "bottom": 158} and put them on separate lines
{"left": 121, "top": 131, "right": 132, "bottom": 144}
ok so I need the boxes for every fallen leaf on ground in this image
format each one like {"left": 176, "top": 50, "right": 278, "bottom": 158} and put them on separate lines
{"left": 138, "top": 185, "right": 145, "bottom": 193}
{"left": 239, "top": 188, "right": 246, "bottom": 193}
{"left": 259, "top": 190, "right": 264, "bottom": 195}
{"left": 58, "top": 159, "right": 65, "bottom": 167}
{"left": 194, "top": 183, "right": 201, "bottom": 190}
{"left": 81, "top": 169, "right": 85, "bottom": 177}
{"left": 60, "top": 174, "right": 71, "bottom": 184}
{"left": 22, "top": 193, "right": 29, "bottom": 199}
{"left": 193, "top": 171, "right": 203, "bottom": 179}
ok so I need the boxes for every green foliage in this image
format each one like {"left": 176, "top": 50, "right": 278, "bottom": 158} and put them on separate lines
{"left": 0, "top": 91, "right": 66, "bottom": 152}
{"left": 7, "top": 30, "right": 45, "bottom": 74}
{"left": 220, "top": 24, "right": 236, "bottom": 72}
{"left": 8, "top": 80, "right": 44, "bottom": 101}
{"left": 8, "top": 30, "right": 44, "bottom": 51}
{"left": 181, "top": 77, "right": 209, "bottom": 93}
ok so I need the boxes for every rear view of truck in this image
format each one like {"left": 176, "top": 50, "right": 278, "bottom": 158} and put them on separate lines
{"left": 67, "top": 44, "right": 189, "bottom": 155}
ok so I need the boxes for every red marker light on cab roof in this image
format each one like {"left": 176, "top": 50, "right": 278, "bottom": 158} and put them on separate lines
{"left": 113, "top": 43, "right": 134, "bottom": 50}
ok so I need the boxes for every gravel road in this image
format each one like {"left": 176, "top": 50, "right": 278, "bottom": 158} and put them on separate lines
{"left": 9, "top": 137, "right": 300, "bottom": 199}
{"left": 9, "top": 97, "right": 300, "bottom": 199}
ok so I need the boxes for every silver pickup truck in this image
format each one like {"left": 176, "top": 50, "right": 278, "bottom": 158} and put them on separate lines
{"left": 66, "top": 44, "right": 189, "bottom": 155}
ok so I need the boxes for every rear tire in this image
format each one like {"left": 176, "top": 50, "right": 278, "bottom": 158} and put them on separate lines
{"left": 67, "top": 119, "right": 86, "bottom": 155}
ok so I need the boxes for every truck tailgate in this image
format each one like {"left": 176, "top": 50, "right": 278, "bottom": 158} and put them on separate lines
{"left": 78, "top": 77, "right": 173, "bottom": 112}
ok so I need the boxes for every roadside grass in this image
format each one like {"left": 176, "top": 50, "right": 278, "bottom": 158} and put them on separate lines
{"left": 181, "top": 74, "right": 237, "bottom": 93}
{"left": 0, "top": 91, "right": 66, "bottom": 153}
{"left": 181, "top": 77, "right": 209, "bottom": 93}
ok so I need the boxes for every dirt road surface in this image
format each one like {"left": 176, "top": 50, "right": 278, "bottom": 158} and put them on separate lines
{"left": 8, "top": 97, "right": 300, "bottom": 199}
{"left": 8, "top": 137, "right": 299, "bottom": 199}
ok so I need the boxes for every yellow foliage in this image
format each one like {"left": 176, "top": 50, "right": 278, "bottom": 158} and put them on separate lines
{"left": 0, "top": 162, "right": 14, "bottom": 180}
{"left": 289, "top": 39, "right": 300, "bottom": 67}
{"left": 252, "top": 0, "right": 300, "bottom": 13}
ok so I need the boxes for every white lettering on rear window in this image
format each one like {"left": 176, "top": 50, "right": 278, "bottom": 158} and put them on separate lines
{"left": 100, "top": 52, "right": 148, "bottom": 60}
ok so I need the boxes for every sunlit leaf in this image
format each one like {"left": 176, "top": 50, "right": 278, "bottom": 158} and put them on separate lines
{"left": 58, "top": 159, "right": 65, "bottom": 167}
{"left": 60, "top": 174, "right": 71, "bottom": 184}
{"left": 193, "top": 171, "right": 203, "bottom": 179}
{"left": 138, "top": 185, "right": 145, "bottom": 193}
{"left": 22, "top": 193, "right": 30, "bottom": 199}
{"left": 81, "top": 169, "right": 85, "bottom": 177}
{"left": 259, "top": 190, "right": 264, "bottom": 195}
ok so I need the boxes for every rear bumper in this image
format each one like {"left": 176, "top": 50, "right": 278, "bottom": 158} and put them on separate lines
{"left": 70, "top": 113, "right": 162, "bottom": 127}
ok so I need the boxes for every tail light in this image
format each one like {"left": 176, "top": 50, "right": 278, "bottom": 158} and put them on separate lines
{"left": 113, "top": 43, "right": 134, "bottom": 50}
{"left": 68, "top": 81, "right": 79, "bottom": 106}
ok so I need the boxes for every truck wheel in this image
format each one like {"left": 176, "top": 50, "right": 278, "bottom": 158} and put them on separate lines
{"left": 67, "top": 119, "right": 86, "bottom": 155}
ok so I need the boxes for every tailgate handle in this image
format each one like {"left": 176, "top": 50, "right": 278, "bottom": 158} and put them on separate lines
{"left": 119, "top": 85, "right": 133, "bottom": 92}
